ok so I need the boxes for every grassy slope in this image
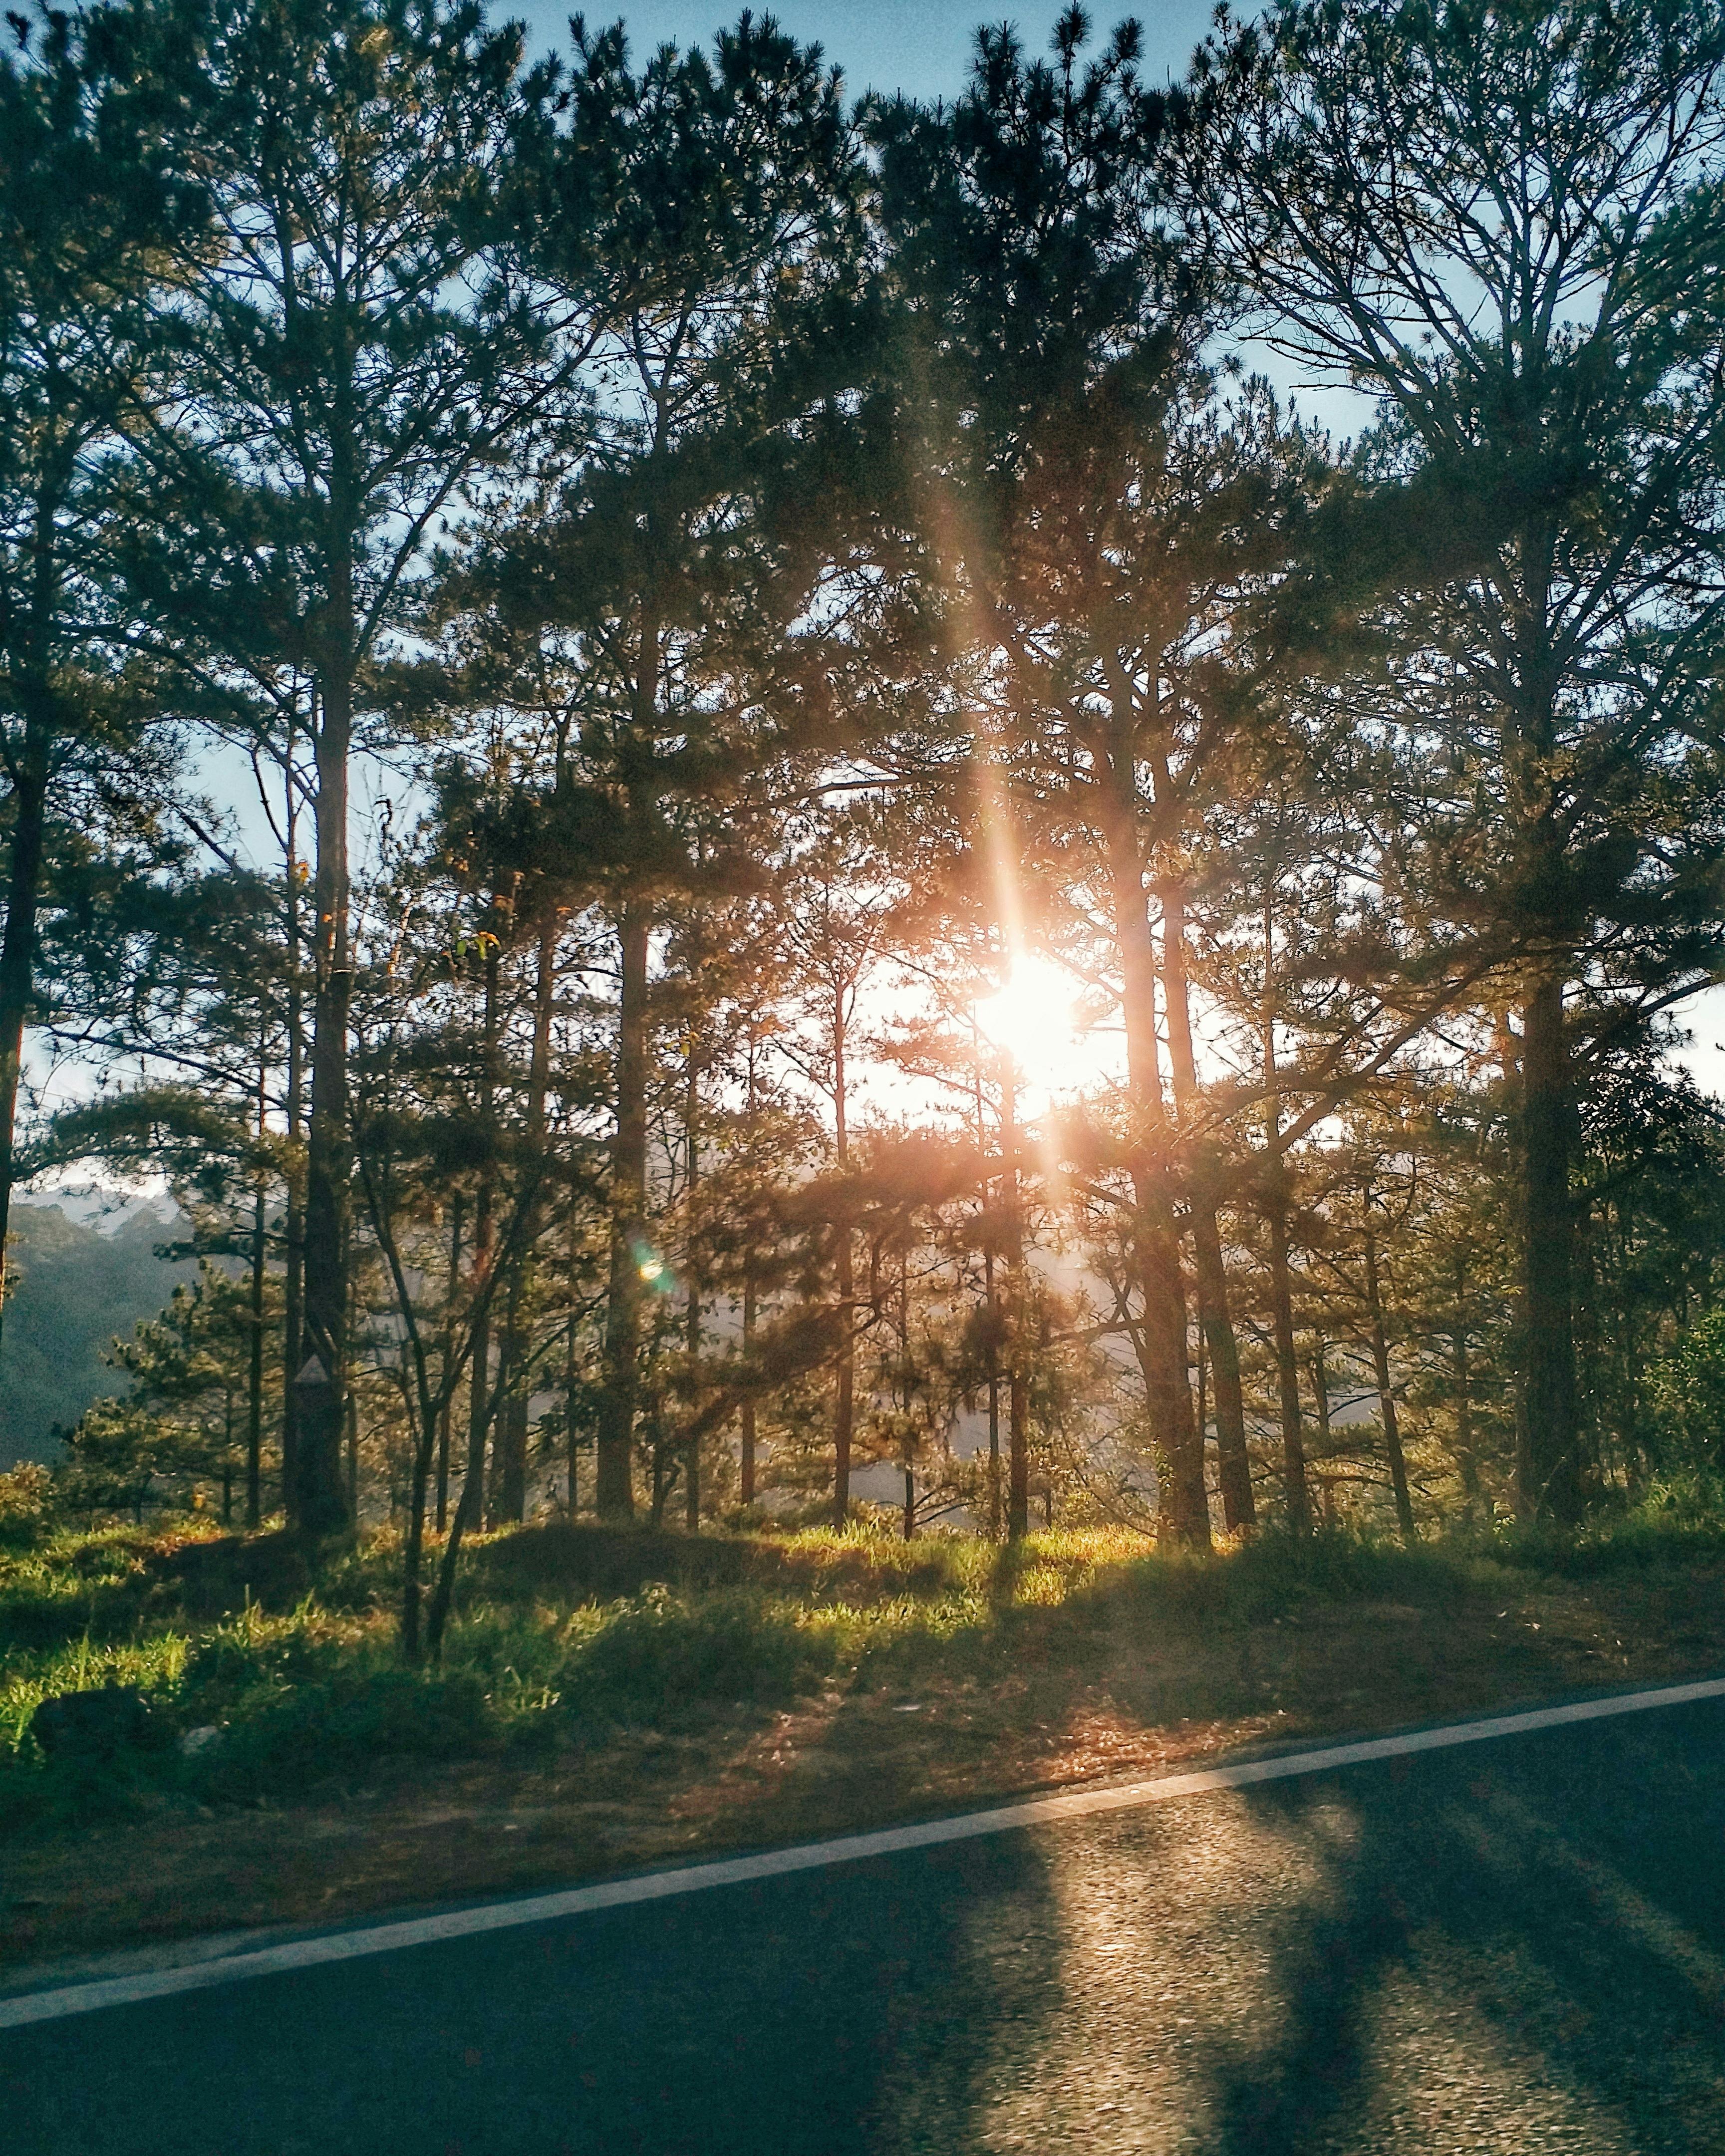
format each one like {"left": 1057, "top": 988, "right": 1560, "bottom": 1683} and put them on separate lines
{"left": 3, "top": 1515, "right": 1724, "bottom": 1973}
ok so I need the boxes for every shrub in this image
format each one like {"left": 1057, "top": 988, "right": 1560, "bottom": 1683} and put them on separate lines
{"left": 557, "top": 1587, "right": 834, "bottom": 1720}
{"left": 0, "top": 1463, "right": 54, "bottom": 1549}
{"left": 1652, "top": 1312, "right": 1725, "bottom": 1473}
{"left": 201, "top": 1665, "right": 498, "bottom": 1796}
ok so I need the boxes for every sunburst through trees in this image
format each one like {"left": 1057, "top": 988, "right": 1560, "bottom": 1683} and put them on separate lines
{"left": 5, "top": 0, "right": 1725, "bottom": 1651}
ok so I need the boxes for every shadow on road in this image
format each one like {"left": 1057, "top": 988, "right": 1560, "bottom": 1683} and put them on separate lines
{"left": 1196, "top": 1699, "right": 1725, "bottom": 2154}
{"left": 6, "top": 1699, "right": 1725, "bottom": 2154}
{"left": 1, "top": 1829, "right": 1064, "bottom": 2156}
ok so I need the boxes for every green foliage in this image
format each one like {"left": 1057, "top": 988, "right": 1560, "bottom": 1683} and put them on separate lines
{"left": 0, "top": 1521, "right": 1130, "bottom": 1818}
{"left": 3, "top": 1506, "right": 1725, "bottom": 1838}
{"left": 59, "top": 1254, "right": 283, "bottom": 1519}
{"left": 7, "top": 0, "right": 1725, "bottom": 1628}
{"left": 556, "top": 1585, "right": 832, "bottom": 1718}
{"left": 0, "top": 1461, "right": 52, "bottom": 1547}
{"left": 1650, "top": 1309, "right": 1725, "bottom": 1471}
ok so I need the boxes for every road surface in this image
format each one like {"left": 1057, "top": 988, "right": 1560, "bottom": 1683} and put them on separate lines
{"left": 4, "top": 1684, "right": 1724, "bottom": 2154}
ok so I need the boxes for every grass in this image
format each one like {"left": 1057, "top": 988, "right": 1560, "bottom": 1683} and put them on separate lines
{"left": 3, "top": 1506, "right": 1724, "bottom": 1973}
{"left": 0, "top": 1522, "right": 1148, "bottom": 1812}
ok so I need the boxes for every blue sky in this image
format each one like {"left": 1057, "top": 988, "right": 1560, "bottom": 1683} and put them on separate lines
{"left": 507, "top": 1, "right": 1223, "bottom": 100}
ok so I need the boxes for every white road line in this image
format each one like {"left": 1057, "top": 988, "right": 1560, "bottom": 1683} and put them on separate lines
{"left": 4, "top": 1673, "right": 1723, "bottom": 2032}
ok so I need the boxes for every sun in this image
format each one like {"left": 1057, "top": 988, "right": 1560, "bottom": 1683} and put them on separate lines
{"left": 974, "top": 954, "right": 1102, "bottom": 1101}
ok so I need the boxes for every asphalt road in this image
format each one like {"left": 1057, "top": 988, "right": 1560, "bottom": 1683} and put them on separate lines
{"left": 5, "top": 1693, "right": 1725, "bottom": 2156}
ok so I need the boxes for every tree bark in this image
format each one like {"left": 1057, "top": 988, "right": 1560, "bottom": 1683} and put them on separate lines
{"left": 280, "top": 721, "right": 306, "bottom": 1528}
{"left": 424, "top": 1298, "right": 493, "bottom": 1662}
{"left": 1260, "top": 945, "right": 1311, "bottom": 1534}
{"left": 1452, "top": 1259, "right": 1479, "bottom": 1521}
{"left": 298, "top": 673, "right": 354, "bottom": 1536}
{"left": 1310, "top": 1341, "right": 1332, "bottom": 1522}
{"left": 0, "top": 701, "right": 49, "bottom": 1365}
{"left": 1264, "top": 1178, "right": 1308, "bottom": 1532}
{"left": 247, "top": 1065, "right": 267, "bottom": 1531}
{"left": 684, "top": 1038, "right": 702, "bottom": 1534}
{"left": 1518, "top": 970, "right": 1582, "bottom": 1519}
{"left": 739, "top": 1265, "right": 758, "bottom": 1506}
{"left": 832, "top": 982, "right": 854, "bottom": 1525}
{"left": 1108, "top": 841, "right": 1208, "bottom": 1550}
{"left": 493, "top": 918, "right": 556, "bottom": 1527}
{"left": 1002, "top": 1069, "right": 1031, "bottom": 1541}
{"left": 428, "top": 1351, "right": 490, "bottom": 1662}
{"left": 464, "top": 941, "right": 501, "bottom": 1542}
{"left": 437, "top": 1196, "right": 461, "bottom": 1533}
{"left": 1363, "top": 1206, "right": 1415, "bottom": 1540}
{"left": 596, "top": 900, "right": 648, "bottom": 1519}
{"left": 985, "top": 1248, "right": 1002, "bottom": 1541}
{"left": 1158, "top": 882, "right": 1254, "bottom": 1533}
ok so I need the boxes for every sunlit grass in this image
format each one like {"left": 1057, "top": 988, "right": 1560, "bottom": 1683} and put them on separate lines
{"left": 0, "top": 1630, "right": 193, "bottom": 1753}
{"left": 2, "top": 1505, "right": 1717, "bottom": 1829}
{"left": 0, "top": 1521, "right": 1154, "bottom": 1782}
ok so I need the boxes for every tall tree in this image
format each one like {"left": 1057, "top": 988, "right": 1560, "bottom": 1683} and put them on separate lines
{"left": 1191, "top": 0, "right": 1725, "bottom": 1518}
{"left": 875, "top": 12, "right": 1294, "bottom": 1545}
{"left": 149, "top": 0, "right": 584, "bottom": 1533}
{"left": 476, "top": 14, "right": 871, "bottom": 1519}
{"left": 0, "top": 0, "right": 201, "bottom": 1352}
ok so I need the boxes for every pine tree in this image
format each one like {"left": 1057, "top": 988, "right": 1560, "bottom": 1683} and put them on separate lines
{"left": 1190, "top": 0, "right": 1725, "bottom": 1517}
{"left": 0, "top": 0, "right": 205, "bottom": 1354}
{"left": 143, "top": 0, "right": 583, "bottom": 1533}
{"left": 465, "top": 14, "right": 871, "bottom": 1518}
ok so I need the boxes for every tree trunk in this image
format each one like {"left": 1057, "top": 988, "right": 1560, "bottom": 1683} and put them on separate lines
{"left": 1261, "top": 906, "right": 1311, "bottom": 1535}
{"left": 490, "top": 1347, "right": 526, "bottom": 1527}
{"left": 739, "top": 1042, "right": 760, "bottom": 1508}
{"left": 493, "top": 919, "right": 556, "bottom": 1528}
{"left": 1363, "top": 1208, "right": 1415, "bottom": 1540}
{"left": 401, "top": 1378, "right": 435, "bottom": 1664}
{"left": 684, "top": 1039, "right": 702, "bottom": 1533}
{"left": 1310, "top": 1341, "right": 1332, "bottom": 1521}
{"left": 1108, "top": 842, "right": 1208, "bottom": 1550}
{"left": 1007, "top": 1366, "right": 1030, "bottom": 1543}
{"left": 0, "top": 705, "right": 49, "bottom": 1364}
{"left": 1519, "top": 971, "right": 1582, "bottom": 1520}
{"left": 298, "top": 677, "right": 354, "bottom": 1536}
{"left": 467, "top": 942, "right": 501, "bottom": 1534}
{"left": 437, "top": 1197, "right": 462, "bottom": 1533}
{"left": 740, "top": 1264, "right": 758, "bottom": 1506}
{"left": 1264, "top": 1182, "right": 1309, "bottom": 1533}
{"left": 832, "top": 985, "right": 854, "bottom": 1525}
{"left": 973, "top": 1044, "right": 1003, "bottom": 1540}
{"left": 986, "top": 1249, "right": 1002, "bottom": 1541}
{"left": 281, "top": 722, "right": 306, "bottom": 1528}
{"left": 247, "top": 1113, "right": 267, "bottom": 1531}
{"left": 1158, "top": 883, "right": 1254, "bottom": 1532}
{"left": 1001, "top": 1067, "right": 1031, "bottom": 1541}
{"left": 1453, "top": 1281, "right": 1480, "bottom": 1522}
{"left": 564, "top": 1307, "right": 580, "bottom": 1515}
{"left": 596, "top": 901, "right": 648, "bottom": 1519}
{"left": 425, "top": 1318, "right": 491, "bottom": 1663}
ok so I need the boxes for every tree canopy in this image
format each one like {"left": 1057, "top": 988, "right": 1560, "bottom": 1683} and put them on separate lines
{"left": 6, "top": 0, "right": 1725, "bottom": 1653}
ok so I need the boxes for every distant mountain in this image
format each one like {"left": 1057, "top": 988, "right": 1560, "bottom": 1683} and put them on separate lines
{"left": 0, "top": 1202, "right": 193, "bottom": 1467}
